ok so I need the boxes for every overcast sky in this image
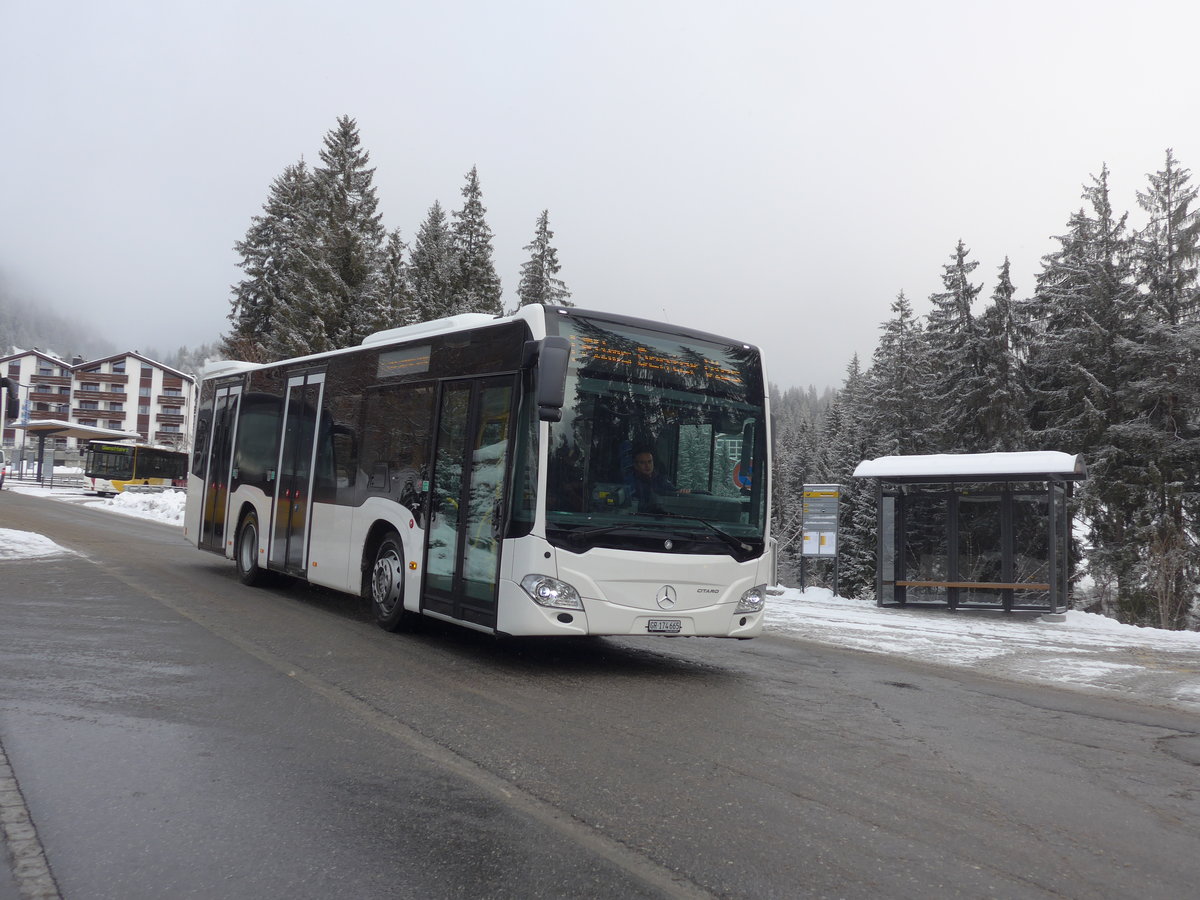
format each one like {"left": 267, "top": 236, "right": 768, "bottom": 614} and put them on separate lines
{"left": 2, "top": 1, "right": 1197, "bottom": 389}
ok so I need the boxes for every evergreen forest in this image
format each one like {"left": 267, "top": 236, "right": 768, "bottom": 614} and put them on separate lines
{"left": 776, "top": 153, "right": 1200, "bottom": 631}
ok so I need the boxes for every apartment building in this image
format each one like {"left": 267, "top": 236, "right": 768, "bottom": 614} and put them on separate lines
{"left": 1, "top": 349, "right": 196, "bottom": 454}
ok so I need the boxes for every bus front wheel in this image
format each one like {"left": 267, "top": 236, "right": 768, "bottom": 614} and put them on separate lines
{"left": 236, "top": 511, "right": 267, "bottom": 587}
{"left": 370, "top": 533, "right": 417, "bottom": 632}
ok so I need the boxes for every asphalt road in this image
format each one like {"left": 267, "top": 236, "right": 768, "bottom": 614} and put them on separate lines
{"left": 2, "top": 489, "right": 1200, "bottom": 899}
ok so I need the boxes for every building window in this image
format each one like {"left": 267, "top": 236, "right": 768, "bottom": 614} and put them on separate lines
{"left": 112, "top": 361, "right": 126, "bottom": 374}
{"left": 160, "top": 424, "right": 181, "bottom": 433}
{"left": 109, "top": 403, "right": 124, "bottom": 412}
{"left": 108, "top": 421, "right": 123, "bottom": 430}
{"left": 138, "top": 405, "right": 150, "bottom": 415}
{"left": 162, "top": 407, "right": 181, "bottom": 416}
{"left": 139, "top": 386, "right": 151, "bottom": 397}
{"left": 80, "top": 418, "right": 97, "bottom": 426}
{"left": 81, "top": 383, "right": 100, "bottom": 392}
{"left": 79, "top": 400, "right": 99, "bottom": 410}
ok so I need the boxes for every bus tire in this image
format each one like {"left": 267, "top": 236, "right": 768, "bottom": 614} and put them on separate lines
{"left": 236, "top": 511, "right": 267, "bottom": 587}
{"left": 369, "top": 532, "right": 417, "bottom": 632}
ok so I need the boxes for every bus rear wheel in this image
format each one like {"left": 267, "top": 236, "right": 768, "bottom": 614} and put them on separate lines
{"left": 236, "top": 511, "right": 267, "bottom": 587}
{"left": 369, "top": 533, "right": 417, "bottom": 632}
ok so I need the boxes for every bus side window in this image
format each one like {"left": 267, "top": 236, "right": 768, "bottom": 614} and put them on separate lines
{"left": 361, "top": 384, "right": 435, "bottom": 502}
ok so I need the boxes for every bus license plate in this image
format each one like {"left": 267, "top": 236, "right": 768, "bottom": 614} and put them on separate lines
{"left": 647, "top": 619, "right": 682, "bottom": 634}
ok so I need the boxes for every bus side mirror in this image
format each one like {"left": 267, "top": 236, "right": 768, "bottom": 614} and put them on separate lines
{"left": 0, "top": 377, "right": 17, "bottom": 420}
{"left": 533, "top": 337, "right": 571, "bottom": 422}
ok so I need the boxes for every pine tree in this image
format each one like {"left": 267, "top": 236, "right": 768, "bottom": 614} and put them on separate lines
{"left": 409, "top": 202, "right": 457, "bottom": 322}
{"left": 1128, "top": 149, "right": 1200, "bottom": 629}
{"left": 770, "top": 385, "right": 824, "bottom": 584}
{"left": 450, "top": 166, "right": 503, "bottom": 315}
{"left": 867, "top": 291, "right": 928, "bottom": 457}
{"left": 976, "top": 258, "right": 1031, "bottom": 451}
{"left": 924, "top": 240, "right": 988, "bottom": 451}
{"left": 307, "top": 115, "right": 387, "bottom": 350}
{"left": 376, "top": 228, "right": 417, "bottom": 330}
{"left": 820, "top": 356, "right": 878, "bottom": 598}
{"left": 224, "top": 159, "right": 317, "bottom": 361}
{"left": 1026, "top": 165, "right": 1142, "bottom": 622}
{"left": 516, "top": 210, "right": 572, "bottom": 309}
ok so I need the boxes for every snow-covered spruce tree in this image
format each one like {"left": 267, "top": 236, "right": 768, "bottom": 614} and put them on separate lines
{"left": 866, "top": 291, "right": 929, "bottom": 457}
{"left": 224, "top": 159, "right": 317, "bottom": 362}
{"left": 770, "top": 385, "right": 826, "bottom": 585}
{"left": 1026, "top": 165, "right": 1143, "bottom": 622}
{"left": 378, "top": 228, "right": 418, "bottom": 330}
{"left": 819, "top": 356, "right": 879, "bottom": 599}
{"left": 409, "top": 201, "right": 457, "bottom": 322}
{"left": 976, "top": 258, "right": 1032, "bottom": 451}
{"left": 304, "top": 115, "right": 388, "bottom": 351}
{"left": 450, "top": 166, "right": 503, "bottom": 316}
{"left": 1128, "top": 149, "right": 1200, "bottom": 629}
{"left": 515, "top": 210, "right": 573, "bottom": 309}
{"left": 924, "top": 240, "right": 989, "bottom": 452}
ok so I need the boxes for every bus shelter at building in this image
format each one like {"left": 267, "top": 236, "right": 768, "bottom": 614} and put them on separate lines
{"left": 9, "top": 420, "right": 142, "bottom": 483}
{"left": 852, "top": 451, "right": 1087, "bottom": 613}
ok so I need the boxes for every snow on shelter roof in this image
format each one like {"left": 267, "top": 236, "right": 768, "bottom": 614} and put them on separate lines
{"left": 852, "top": 451, "right": 1087, "bottom": 482}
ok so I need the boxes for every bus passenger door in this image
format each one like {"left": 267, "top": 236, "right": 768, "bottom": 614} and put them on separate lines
{"left": 423, "top": 377, "right": 515, "bottom": 629}
{"left": 270, "top": 372, "right": 326, "bottom": 575}
{"left": 199, "top": 384, "right": 242, "bottom": 553}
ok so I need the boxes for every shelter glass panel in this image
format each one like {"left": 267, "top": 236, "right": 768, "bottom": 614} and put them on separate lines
{"left": 904, "top": 491, "right": 947, "bottom": 603}
{"left": 958, "top": 493, "right": 1003, "bottom": 585}
{"left": 1014, "top": 494, "right": 1050, "bottom": 585}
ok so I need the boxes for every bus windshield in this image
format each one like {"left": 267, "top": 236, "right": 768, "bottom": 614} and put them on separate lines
{"left": 544, "top": 314, "right": 768, "bottom": 558}
{"left": 85, "top": 444, "right": 135, "bottom": 481}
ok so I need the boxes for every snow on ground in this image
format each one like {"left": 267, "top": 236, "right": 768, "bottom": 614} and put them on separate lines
{"left": 769, "top": 587, "right": 1200, "bottom": 711}
{"left": 4, "top": 479, "right": 186, "bottom": 525}
{"left": 4, "top": 478, "right": 1200, "bottom": 712}
{"left": 0, "top": 527, "right": 74, "bottom": 559}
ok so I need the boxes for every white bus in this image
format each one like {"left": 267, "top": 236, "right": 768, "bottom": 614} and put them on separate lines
{"left": 185, "top": 305, "right": 772, "bottom": 638}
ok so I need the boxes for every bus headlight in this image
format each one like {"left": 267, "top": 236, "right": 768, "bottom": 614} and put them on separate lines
{"left": 736, "top": 584, "right": 767, "bottom": 613}
{"left": 520, "top": 574, "right": 584, "bottom": 610}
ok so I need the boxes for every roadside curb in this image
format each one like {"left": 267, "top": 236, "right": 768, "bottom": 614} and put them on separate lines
{"left": 0, "top": 742, "right": 60, "bottom": 900}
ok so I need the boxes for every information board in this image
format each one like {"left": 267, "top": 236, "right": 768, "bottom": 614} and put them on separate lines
{"left": 801, "top": 484, "right": 841, "bottom": 558}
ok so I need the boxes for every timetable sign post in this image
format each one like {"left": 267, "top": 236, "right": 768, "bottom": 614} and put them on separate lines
{"left": 801, "top": 484, "right": 841, "bottom": 558}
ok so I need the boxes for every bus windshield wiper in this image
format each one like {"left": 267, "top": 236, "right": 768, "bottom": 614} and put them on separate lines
{"left": 642, "top": 511, "right": 756, "bottom": 557}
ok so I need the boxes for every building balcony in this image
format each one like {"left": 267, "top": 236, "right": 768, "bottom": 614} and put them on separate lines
{"left": 74, "top": 408, "right": 130, "bottom": 420}
{"left": 32, "top": 374, "right": 71, "bottom": 386}
{"left": 74, "top": 390, "right": 127, "bottom": 403}
{"left": 29, "top": 391, "right": 71, "bottom": 403}
{"left": 155, "top": 413, "right": 186, "bottom": 425}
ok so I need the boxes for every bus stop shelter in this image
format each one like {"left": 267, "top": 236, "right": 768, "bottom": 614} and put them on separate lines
{"left": 852, "top": 451, "right": 1087, "bottom": 613}
{"left": 9, "top": 420, "right": 142, "bottom": 483}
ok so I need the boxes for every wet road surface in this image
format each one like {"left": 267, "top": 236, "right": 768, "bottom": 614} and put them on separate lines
{"left": 2, "top": 489, "right": 1200, "bottom": 898}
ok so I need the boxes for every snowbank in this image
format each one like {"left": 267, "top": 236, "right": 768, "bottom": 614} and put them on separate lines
{"left": 102, "top": 489, "right": 187, "bottom": 525}
{"left": 0, "top": 528, "right": 74, "bottom": 560}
